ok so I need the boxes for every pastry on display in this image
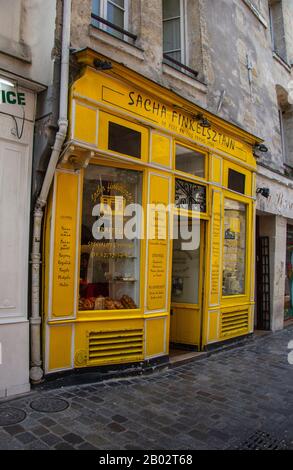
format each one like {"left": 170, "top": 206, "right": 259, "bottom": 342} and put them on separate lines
{"left": 79, "top": 294, "right": 137, "bottom": 311}
{"left": 120, "top": 295, "right": 137, "bottom": 309}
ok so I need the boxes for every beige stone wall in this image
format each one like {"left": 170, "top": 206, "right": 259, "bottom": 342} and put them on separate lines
{"left": 70, "top": 0, "right": 208, "bottom": 107}
{"left": 200, "top": 0, "right": 293, "bottom": 171}
{"left": 0, "top": 0, "right": 57, "bottom": 85}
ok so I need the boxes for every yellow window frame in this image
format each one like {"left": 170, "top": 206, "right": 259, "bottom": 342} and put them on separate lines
{"left": 173, "top": 140, "right": 209, "bottom": 183}
{"left": 98, "top": 111, "right": 149, "bottom": 163}
{"left": 77, "top": 159, "right": 147, "bottom": 316}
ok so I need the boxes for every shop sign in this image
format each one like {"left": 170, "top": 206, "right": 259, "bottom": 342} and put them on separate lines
{"left": 73, "top": 71, "right": 251, "bottom": 162}
{"left": 0, "top": 90, "right": 26, "bottom": 106}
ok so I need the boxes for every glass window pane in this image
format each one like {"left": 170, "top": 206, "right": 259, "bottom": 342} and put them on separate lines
{"left": 222, "top": 199, "right": 246, "bottom": 296}
{"left": 163, "top": 0, "right": 180, "bottom": 19}
{"left": 79, "top": 165, "right": 142, "bottom": 311}
{"left": 108, "top": 122, "right": 142, "bottom": 159}
{"left": 107, "top": 2, "right": 124, "bottom": 26}
{"left": 228, "top": 169, "right": 246, "bottom": 194}
{"left": 92, "top": 0, "right": 100, "bottom": 14}
{"left": 163, "top": 18, "right": 181, "bottom": 52}
{"left": 172, "top": 217, "right": 201, "bottom": 304}
{"left": 92, "top": 0, "right": 101, "bottom": 27}
{"left": 111, "top": 0, "right": 124, "bottom": 8}
{"left": 175, "top": 145, "right": 205, "bottom": 178}
{"left": 164, "top": 51, "right": 181, "bottom": 63}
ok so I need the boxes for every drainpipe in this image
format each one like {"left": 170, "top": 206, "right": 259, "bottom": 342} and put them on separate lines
{"left": 29, "top": 0, "right": 71, "bottom": 383}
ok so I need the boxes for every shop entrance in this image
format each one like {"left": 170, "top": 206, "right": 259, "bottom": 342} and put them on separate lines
{"left": 169, "top": 218, "right": 205, "bottom": 354}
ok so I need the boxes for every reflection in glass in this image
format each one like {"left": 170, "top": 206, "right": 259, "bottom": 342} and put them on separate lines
{"left": 171, "top": 217, "right": 200, "bottom": 304}
{"left": 175, "top": 145, "right": 205, "bottom": 178}
{"left": 222, "top": 199, "right": 246, "bottom": 296}
{"left": 79, "top": 165, "right": 142, "bottom": 311}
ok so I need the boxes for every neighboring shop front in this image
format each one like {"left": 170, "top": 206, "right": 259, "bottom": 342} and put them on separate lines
{"left": 0, "top": 72, "right": 43, "bottom": 396}
{"left": 256, "top": 168, "right": 293, "bottom": 331}
{"left": 43, "top": 49, "right": 258, "bottom": 375}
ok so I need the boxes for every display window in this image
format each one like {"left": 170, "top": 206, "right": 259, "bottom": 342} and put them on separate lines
{"left": 79, "top": 164, "right": 142, "bottom": 311}
{"left": 222, "top": 199, "right": 246, "bottom": 296}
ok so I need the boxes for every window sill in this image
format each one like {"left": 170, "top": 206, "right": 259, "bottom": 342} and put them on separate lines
{"left": 162, "top": 62, "right": 207, "bottom": 93}
{"left": 272, "top": 51, "right": 292, "bottom": 73}
{"left": 241, "top": 0, "right": 268, "bottom": 28}
{"left": 89, "top": 25, "right": 144, "bottom": 61}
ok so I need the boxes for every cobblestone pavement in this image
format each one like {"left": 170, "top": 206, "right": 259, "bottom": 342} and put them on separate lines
{"left": 0, "top": 326, "right": 293, "bottom": 450}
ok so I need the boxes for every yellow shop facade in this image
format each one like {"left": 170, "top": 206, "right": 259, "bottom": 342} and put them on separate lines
{"left": 43, "top": 49, "right": 260, "bottom": 375}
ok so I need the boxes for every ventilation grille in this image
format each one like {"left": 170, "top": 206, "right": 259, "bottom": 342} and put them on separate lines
{"left": 88, "top": 328, "right": 144, "bottom": 365}
{"left": 220, "top": 309, "right": 249, "bottom": 338}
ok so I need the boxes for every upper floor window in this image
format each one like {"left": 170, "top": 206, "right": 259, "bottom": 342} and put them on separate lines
{"left": 91, "top": 0, "right": 131, "bottom": 41}
{"left": 269, "top": 0, "right": 287, "bottom": 62}
{"left": 162, "top": 0, "right": 199, "bottom": 78}
{"left": 163, "top": 0, "right": 186, "bottom": 65}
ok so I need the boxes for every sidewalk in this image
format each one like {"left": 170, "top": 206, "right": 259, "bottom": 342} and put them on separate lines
{"left": 0, "top": 326, "right": 292, "bottom": 450}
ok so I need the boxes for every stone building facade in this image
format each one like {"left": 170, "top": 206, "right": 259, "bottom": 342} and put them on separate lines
{"left": 66, "top": 0, "right": 293, "bottom": 332}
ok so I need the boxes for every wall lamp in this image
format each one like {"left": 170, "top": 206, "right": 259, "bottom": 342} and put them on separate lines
{"left": 254, "top": 143, "right": 269, "bottom": 153}
{"left": 93, "top": 59, "right": 113, "bottom": 71}
{"left": 256, "top": 187, "right": 270, "bottom": 198}
{"left": 194, "top": 113, "right": 212, "bottom": 128}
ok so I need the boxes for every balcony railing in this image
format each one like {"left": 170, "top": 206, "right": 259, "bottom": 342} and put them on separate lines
{"left": 163, "top": 53, "right": 199, "bottom": 78}
{"left": 91, "top": 13, "right": 137, "bottom": 42}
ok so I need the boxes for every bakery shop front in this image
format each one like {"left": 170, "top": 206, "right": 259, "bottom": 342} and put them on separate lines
{"left": 42, "top": 48, "right": 260, "bottom": 375}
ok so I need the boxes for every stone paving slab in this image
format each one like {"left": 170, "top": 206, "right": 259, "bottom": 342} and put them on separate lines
{"left": 0, "top": 326, "right": 292, "bottom": 450}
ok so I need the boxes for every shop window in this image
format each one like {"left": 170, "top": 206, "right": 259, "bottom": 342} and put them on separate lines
{"left": 269, "top": 0, "right": 287, "bottom": 62}
{"left": 91, "top": 0, "right": 131, "bottom": 41}
{"left": 172, "top": 216, "right": 200, "bottom": 304}
{"left": 222, "top": 199, "right": 246, "bottom": 296}
{"left": 175, "top": 144, "right": 205, "bottom": 178}
{"left": 175, "top": 178, "right": 206, "bottom": 213}
{"left": 228, "top": 169, "right": 246, "bottom": 194}
{"left": 79, "top": 164, "right": 142, "bottom": 311}
{"left": 108, "top": 121, "right": 141, "bottom": 159}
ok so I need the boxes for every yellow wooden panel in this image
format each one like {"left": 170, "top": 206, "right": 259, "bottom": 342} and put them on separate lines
{"left": 146, "top": 173, "right": 170, "bottom": 311}
{"left": 223, "top": 160, "right": 252, "bottom": 196}
{"left": 74, "top": 102, "right": 97, "bottom": 145}
{"left": 145, "top": 317, "right": 166, "bottom": 358}
{"left": 211, "top": 155, "right": 222, "bottom": 185}
{"left": 210, "top": 190, "right": 222, "bottom": 306}
{"left": 75, "top": 318, "right": 144, "bottom": 367}
{"left": 52, "top": 172, "right": 79, "bottom": 317}
{"left": 171, "top": 307, "right": 200, "bottom": 346}
{"left": 208, "top": 310, "right": 219, "bottom": 343}
{"left": 49, "top": 324, "right": 72, "bottom": 371}
{"left": 151, "top": 133, "right": 171, "bottom": 167}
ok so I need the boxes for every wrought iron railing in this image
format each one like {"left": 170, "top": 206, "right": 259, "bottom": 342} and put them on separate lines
{"left": 91, "top": 13, "right": 137, "bottom": 41}
{"left": 163, "top": 53, "right": 199, "bottom": 78}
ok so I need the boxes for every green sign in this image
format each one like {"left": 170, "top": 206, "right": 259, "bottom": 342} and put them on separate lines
{"left": 0, "top": 90, "right": 26, "bottom": 106}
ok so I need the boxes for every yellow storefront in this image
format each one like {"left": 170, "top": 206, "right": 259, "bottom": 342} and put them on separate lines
{"left": 43, "top": 48, "right": 260, "bottom": 375}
